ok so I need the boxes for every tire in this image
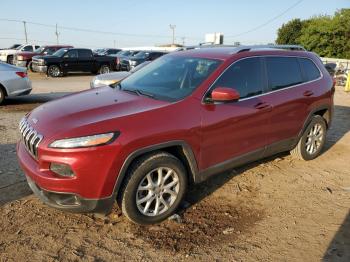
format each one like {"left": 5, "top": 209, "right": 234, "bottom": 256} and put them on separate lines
{"left": 118, "top": 151, "right": 188, "bottom": 225}
{"left": 99, "top": 64, "right": 110, "bottom": 74}
{"left": 47, "top": 65, "right": 61, "bottom": 77}
{"left": 0, "top": 87, "right": 5, "bottom": 105}
{"left": 7, "top": 56, "right": 13, "bottom": 64}
{"left": 290, "top": 115, "right": 327, "bottom": 161}
{"left": 27, "top": 61, "right": 33, "bottom": 72}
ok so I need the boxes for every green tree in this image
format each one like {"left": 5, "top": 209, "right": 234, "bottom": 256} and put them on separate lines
{"left": 276, "top": 9, "right": 350, "bottom": 59}
{"left": 276, "top": 19, "right": 304, "bottom": 45}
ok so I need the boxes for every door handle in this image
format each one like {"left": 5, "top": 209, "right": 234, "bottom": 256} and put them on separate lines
{"left": 254, "top": 102, "right": 271, "bottom": 110}
{"left": 303, "top": 90, "right": 314, "bottom": 97}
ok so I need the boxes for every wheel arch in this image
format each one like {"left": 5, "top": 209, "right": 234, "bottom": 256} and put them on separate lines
{"left": 112, "top": 141, "right": 199, "bottom": 200}
{"left": 298, "top": 104, "right": 333, "bottom": 139}
{"left": 0, "top": 83, "right": 9, "bottom": 97}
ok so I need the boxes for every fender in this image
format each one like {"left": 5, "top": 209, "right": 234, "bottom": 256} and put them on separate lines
{"left": 297, "top": 104, "right": 333, "bottom": 140}
{"left": 111, "top": 140, "right": 199, "bottom": 200}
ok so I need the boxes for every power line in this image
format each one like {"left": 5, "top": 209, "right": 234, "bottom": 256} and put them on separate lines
{"left": 0, "top": 18, "right": 203, "bottom": 40}
{"left": 226, "top": 0, "right": 304, "bottom": 38}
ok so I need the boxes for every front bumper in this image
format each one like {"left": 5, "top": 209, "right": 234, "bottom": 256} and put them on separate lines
{"left": 32, "top": 64, "right": 47, "bottom": 73}
{"left": 25, "top": 175, "right": 114, "bottom": 214}
{"left": 15, "top": 60, "right": 27, "bottom": 68}
{"left": 17, "top": 139, "right": 124, "bottom": 214}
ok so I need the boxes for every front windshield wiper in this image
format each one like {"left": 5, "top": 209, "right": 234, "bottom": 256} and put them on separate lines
{"left": 122, "top": 87, "right": 155, "bottom": 99}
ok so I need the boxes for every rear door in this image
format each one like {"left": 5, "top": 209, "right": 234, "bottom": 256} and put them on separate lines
{"left": 77, "top": 49, "right": 94, "bottom": 72}
{"left": 262, "top": 56, "right": 319, "bottom": 150}
{"left": 200, "top": 57, "right": 271, "bottom": 170}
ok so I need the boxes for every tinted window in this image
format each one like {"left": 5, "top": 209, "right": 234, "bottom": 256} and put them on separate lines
{"left": 300, "top": 58, "right": 321, "bottom": 81}
{"left": 212, "top": 57, "right": 263, "bottom": 99}
{"left": 45, "top": 47, "right": 57, "bottom": 55}
{"left": 78, "top": 50, "right": 92, "bottom": 58}
{"left": 266, "top": 57, "right": 303, "bottom": 90}
{"left": 22, "top": 45, "right": 33, "bottom": 52}
{"left": 64, "top": 50, "right": 78, "bottom": 58}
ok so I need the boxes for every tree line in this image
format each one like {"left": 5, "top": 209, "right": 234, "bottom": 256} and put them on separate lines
{"left": 276, "top": 9, "right": 350, "bottom": 59}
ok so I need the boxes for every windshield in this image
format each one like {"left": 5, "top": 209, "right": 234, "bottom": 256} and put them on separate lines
{"left": 118, "top": 50, "right": 131, "bottom": 56}
{"left": 15, "top": 45, "right": 25, "bottom": 50}
{"left": 52, "top": 48, "right": 69, "bottom": 57}
{"left": 34, "top": 46, "right": 46, "bottom": 53}
{"left": 133, "top": 51, "right": 149, "bottom": 59}
{"left": 119, "top": 56, "right": 221, "bottom": 102}
{"left": 129, "top": 61, "right": 151, "bottom": 73}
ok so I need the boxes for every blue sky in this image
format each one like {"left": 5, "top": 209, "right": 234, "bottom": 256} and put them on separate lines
{"left": 0, "top": 0, "right": 349, "bottom": 48}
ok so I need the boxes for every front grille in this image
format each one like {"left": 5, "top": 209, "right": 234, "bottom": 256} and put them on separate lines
{"left": 19, "top": 118, "right": 43, "bottom": 159}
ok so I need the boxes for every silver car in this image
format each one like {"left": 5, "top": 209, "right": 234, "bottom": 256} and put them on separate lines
{"left": 90, "top": 61, "right": 151, "bottom": 89}
{"left": 0, "top": 62, "right": 32, "bottom": 105}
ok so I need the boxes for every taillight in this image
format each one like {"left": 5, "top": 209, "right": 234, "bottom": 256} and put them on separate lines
{"left": 16, "top": 71, "right": 27, "bottom": 78}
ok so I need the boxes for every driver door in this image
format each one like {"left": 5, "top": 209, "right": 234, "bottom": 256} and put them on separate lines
{"left": 200, "top": 57, "right": 271, "bottom": 171}
{"left": 63, "top": 50, "right": 78, "bottom": 72}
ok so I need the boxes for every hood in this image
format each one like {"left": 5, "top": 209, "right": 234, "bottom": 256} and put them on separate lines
{"left": 16, "top": 51, "right": 36, "bottom": 58}
{"left": 27, "top": 86, "right": 169, "bottom": 141}
{"left": 33, "top": 54, "right": 57, "bottom": 60}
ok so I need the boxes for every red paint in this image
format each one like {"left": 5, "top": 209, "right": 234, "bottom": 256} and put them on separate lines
{"left": 17, "top": 48, "right": 334, "bottom": 200}
{"left": 211, "top": 87, "right": 240, "bottom": 102}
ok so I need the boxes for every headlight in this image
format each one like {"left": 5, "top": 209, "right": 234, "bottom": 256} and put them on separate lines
{"left": 49, "top": 132, "right": 118, "bottom": 149}
{"left": 17, "top": 55, "right": 24, "bottom": 60}
{"left": 129, "top": 60, "right": 137, "bottom": 66}
{"left": 37, "top": 59, "right": 45, "bottom": 65}
{"left": 91, "top": 78, "right": 119, "bottom": 89}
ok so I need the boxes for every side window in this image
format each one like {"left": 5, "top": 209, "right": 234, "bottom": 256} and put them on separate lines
{"left": 64, "top": 50, "right": 78, "bottom": 58}
{"left": 45, "top": 47, "right": 56, "bottom": 55}
{"left": 299, "top": 58, "right": 321, "bottom": 81}
{"left": 212, "top": 57, "right": 263, "bottom": 99}
{"left": 266, "top": 57, "right": 303, "bottom": 90}
{"left": 78, "top": 50, "right": 92, "bottom": 58}
{"left": 22, "top": 45, "right": 33, "bottom": 52}
{"left": 35, "top": 45, "right": 40, "bottom": 50}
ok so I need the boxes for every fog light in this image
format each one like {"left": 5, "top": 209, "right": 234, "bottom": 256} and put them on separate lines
{"left": 50, "top": 163, "right": 75, "bottom": 177}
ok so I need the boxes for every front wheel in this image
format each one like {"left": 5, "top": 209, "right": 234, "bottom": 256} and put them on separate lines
{"left": 0, "top": 87, "right": 5, "bottom": 105}
{"left": 290, "top": 115, "right": 327, "bottom": 160}
{"left": 47, "top": 65, "right": 62, "bottom": 77}
{"left": 99, "top": 64, "right": 110, "bottom": 74}
{"left": 118, "top": 152, "right": 187, "bottom": 225}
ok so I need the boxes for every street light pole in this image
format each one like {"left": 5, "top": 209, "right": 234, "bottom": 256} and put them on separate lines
{"left": 169, "top": 24, "right": 176, "bottom": 45}
{"left": 23, "top": 21, "right": 28, "bottom": 44}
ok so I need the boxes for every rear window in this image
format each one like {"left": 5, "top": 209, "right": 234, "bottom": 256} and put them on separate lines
{"left": 299, "top": 58, "right": 321, "bottom": 81}
{"left": 266, "top": 57, "right": 303, "bottom": 90}
{"left": 78, "top": 50, "right": 92, "bottom": 58}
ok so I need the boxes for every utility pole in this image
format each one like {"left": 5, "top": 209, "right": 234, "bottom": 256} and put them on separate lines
{"left": 169, "top": 24, "right": 176, "bottom": 45}
{"left": 181, "top": 37, "right": 185, "bottom": 46}
{"left": 55, "top": 23, "right": 60, "bottom": 44}
{"left": 23, "top": 21, "right": 28, "bottom": 44}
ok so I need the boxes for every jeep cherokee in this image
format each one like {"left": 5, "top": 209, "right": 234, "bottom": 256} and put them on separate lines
{"left": 17, "top": 46, "right": 334, "bottom": 224}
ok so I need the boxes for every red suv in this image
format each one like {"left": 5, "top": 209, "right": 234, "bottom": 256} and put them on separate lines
{"left": 17, "top": 46, "right": 334, "bottom": 224}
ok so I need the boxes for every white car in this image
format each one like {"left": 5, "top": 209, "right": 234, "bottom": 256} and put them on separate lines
{"left": 0, "top": 44, "right": 40, "bottom": 64}
{"left": 0, "top": 62, "right": 32, "bottom": 105}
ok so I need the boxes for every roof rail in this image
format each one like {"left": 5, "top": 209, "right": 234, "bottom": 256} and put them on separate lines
{"left": 235, "top": 44, "right": 306, "bottom": 53}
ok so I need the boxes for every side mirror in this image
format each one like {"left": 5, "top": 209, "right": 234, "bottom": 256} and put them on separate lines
{"left": 210, "top": 87, "right": 240, "bottom": 103}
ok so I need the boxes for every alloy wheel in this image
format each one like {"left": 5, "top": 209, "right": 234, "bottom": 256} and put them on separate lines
{"left": 136, "top": 167, "right": 180, "bottom": 216}
{"left": 305, "top": 123, "right": 324, "bottom": 155}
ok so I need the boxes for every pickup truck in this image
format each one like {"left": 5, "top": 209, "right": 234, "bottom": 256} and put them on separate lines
{"left": 14, "top": 45, "right": 73, "bottom": 71}
{"left": 31, "top": 48, "right": 116, "bottom": 77}
{"left": 0, "top": 44, "right": 40, "bottom": 64}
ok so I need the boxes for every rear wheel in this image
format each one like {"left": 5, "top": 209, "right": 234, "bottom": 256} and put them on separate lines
{"left": 0, "top": 87, "right": 6, "bottom": 105}
{"left": 118, "top": 152, "right": 187, "bottom": 225}
{"left": 290, "top": 115, "right": 327, "bottom": 160}
{"left": 47, "top": 65, "right": 61, "bottom": 77}
{"left": 99, "top": 64, "right": 110, "bottom": 74}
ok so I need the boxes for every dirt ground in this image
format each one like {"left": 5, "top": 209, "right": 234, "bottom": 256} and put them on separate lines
{"left": 0, "top": 73, "right": 349, "bottom": 261}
